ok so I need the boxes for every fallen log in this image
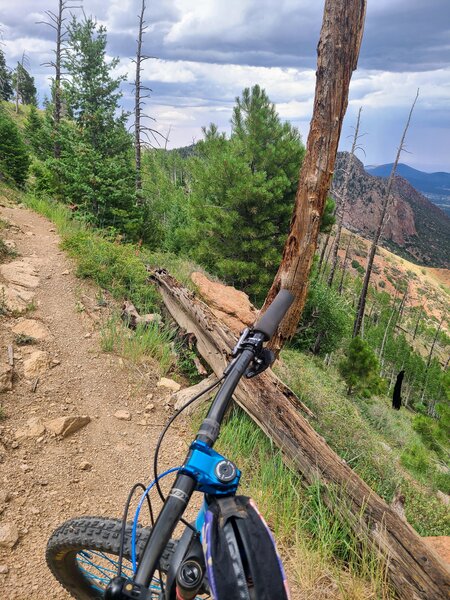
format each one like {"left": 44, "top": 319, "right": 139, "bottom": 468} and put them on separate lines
{"left": 150, "top": 268, "right": 449, "bottom": 600}
{"left": 172, "top": 374, "right": 218, "bottom": 415}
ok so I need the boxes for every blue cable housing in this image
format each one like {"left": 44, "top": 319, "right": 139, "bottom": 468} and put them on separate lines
{"left": 131, "top": 466, "right": 181, "bottom": 572}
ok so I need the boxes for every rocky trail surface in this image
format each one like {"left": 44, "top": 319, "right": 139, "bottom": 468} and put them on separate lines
{"left": 0, "top": 205, "right": 190, "bottom": 599}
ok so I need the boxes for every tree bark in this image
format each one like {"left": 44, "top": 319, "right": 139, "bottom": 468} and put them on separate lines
{"left": 353, "top": 90, "right": 419, "bottom": 337}
{"left": 327, "top": 107, "right": 362, "bottom": 287}
{"left": 151, "top": 268, "right": 450, "bottom": 600}
{"left": 261, "top": 0, "right": 366, "bottom": 354}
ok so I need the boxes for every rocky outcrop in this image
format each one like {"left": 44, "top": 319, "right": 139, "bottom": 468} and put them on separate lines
{"left": 423, "top": 536, "right": 450, "bottom": 566}
{"left": 45, "top": 415, "right": 91, "bottom": 438}
{"left": 23, "top": 350, "right": 50, "bottom": 379}
{"left": 191, "top": 271, "right": 257, "bottom": 333}
{"left": 333, "top": 153, "right": 450, "bottom": 268}
{"left": 12, "top": 319, "right": 50, "bottom": 341}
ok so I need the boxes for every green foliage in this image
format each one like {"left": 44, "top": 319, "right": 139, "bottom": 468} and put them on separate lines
{"left": 292, "top": 277, "right": 351, "bottom": 355}
{"left": 320, "top": 197, "right": 336, "bottom": 234}
{"left": 26, "top": 16, "right": 138, "bottom": 237}
{"left": 101, "top": 316, "right": 174, "bottom": 374}
{"left": 400, "top": 441, "right": 430, "bottom": 476}
{"left": 0, "top": 48, "right": 13, "bottom": 101}
{"left": 0, "top": 107, "right": 30, "bottom": 187}
{"left": 339, "top": 337, "right": 384, "bottom": 397}
{"left": 12, "top": 62, "right": 37, "bottom": 106}
{"left": 186, "top": 85, "right": 305, "bottom": 301}
{"left": 139, "top": 149, "right": 190, "bottom": 250}
{"left": 215, "top": 407, "right": 392, "bottom": 597}
{"left": 351, "top": 259, "right": 365, "bottom": 275}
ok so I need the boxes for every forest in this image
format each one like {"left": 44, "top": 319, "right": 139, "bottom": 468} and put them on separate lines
{"left": 0, "top": 1, "right": 449, "bottom": 599}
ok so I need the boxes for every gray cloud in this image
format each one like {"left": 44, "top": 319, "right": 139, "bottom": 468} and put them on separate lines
{"left": 1, "top": 1, "right": 449, "bottom": 170}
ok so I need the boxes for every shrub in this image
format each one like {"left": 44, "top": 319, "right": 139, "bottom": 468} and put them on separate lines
{"left": 0, "top": 107, "right": 30, "bottom": 187}
{"left": 339, "top": 337, "right": 385, "bottom": 397}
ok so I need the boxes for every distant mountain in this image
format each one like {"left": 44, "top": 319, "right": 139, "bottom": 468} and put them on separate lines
{"left": 333, "top": 153, "right": 450, "bottom": 268}
{"left": 365, "top": 163, "right": 450, "bottom": 216}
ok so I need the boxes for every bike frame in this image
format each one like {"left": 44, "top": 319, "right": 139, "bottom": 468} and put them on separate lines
{"left": 134, "top": 332, "right": 266, "bottom": 594}
{"left": 105, "top": 289, "right": 294, "bottom": 600}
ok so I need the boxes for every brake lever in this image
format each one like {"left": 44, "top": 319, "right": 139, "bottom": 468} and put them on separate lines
{"left": 245, "top": 348, "right": 275, "bottom": 378}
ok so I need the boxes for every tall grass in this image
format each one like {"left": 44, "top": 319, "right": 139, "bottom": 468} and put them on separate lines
{"left": 101, "top": 315, "right": 175, "bottom": 375}
{"left": 216, "top": 408, "right": 393, "bottom": 600}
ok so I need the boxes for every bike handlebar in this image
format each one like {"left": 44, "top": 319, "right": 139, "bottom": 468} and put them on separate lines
{"left": 253, "top": 289, "right": 294, "bottom": 340}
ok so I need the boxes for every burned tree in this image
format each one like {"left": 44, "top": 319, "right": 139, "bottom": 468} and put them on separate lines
{"left": 327, "top": 107, "right": 363, "bottom": 287}
{"left": 261, "top": 0, "right": 367, "bottom": 354}
{"left": 38, "top": 0, "right": 79, "bottom": 158}
{"left": 133, "top": 0, "right": 164, "bottom": 196}
{"left": 353, "top": 90, "right": 419, "bottom": 338}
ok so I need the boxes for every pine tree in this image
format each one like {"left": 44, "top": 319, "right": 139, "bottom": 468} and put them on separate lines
{"left": 0, "top": 107, "right": 30, "bottom": 187}
{"left": 188, "top": 85, "right": 304, "bottom": 300}
{"left": 0, "top": 47, "right": 13, "bottom": 101}
{"left": 58, "top": 16, "right": 137, "bottom": 235}
{"left": 339, "top": 336, "right": 384, "bottom": 396}
{"left": 12, "top": 62, "right": 38, "bottom": 106}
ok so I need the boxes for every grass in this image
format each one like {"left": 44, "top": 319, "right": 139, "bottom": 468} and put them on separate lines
{"left": 214, "top": 407, "right": 393, "bottom": 600}
{"left": 277, "top": 351, "right": 450, "bottom": 536}
{"left": 100, "top": 315, "right": 175, "bottom": 375}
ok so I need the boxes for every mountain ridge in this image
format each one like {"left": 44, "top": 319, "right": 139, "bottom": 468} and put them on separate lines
{"left": 333, "top": 153, "right": 450, "bottom": 269}
{"left": 365, "top": 162, "right": 450, "bottom": 216}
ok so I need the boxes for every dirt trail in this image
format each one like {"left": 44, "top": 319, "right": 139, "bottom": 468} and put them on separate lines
{"left": 0, "top": 206, "right": 189, "bottom": 599}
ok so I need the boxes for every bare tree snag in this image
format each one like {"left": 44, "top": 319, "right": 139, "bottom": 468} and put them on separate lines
{"left": 261, "top": 0, "right": 366, "bottom": 354}
{"left": 151, "top": 268, "right": 449, "bottom": 600}
{"left": 133, "top": 1, "right": 165, "bottom": 197}
{"left": 353, "top": 90, "right": 419, "bottom": 337}
{"left": 327, "top": 107, "right": 363, "bottom": 287}
{"left": 39, "top": 0, "right": 78, "bottom": 158}
{"left": 338, "top": 234, "right": 352, "bottom": 294}
{"left": 134, "top": 0, "right": 146, "bottom": 194}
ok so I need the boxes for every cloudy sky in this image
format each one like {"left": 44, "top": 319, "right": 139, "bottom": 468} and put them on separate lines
{"left": 1, "top": 0, "right": 449, "bottom": 171}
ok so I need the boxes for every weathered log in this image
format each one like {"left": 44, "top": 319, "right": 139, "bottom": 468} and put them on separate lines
{"left": 121, "top": 301, "right": 161, "bottom": 329}
{"left": 172, "top": 374, "right": 218, "bottom": 415}
{"left": 151, "top": 268, "right": 450, "bottom": 600}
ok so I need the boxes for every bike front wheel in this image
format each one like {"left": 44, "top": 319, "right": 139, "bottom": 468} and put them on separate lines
{"left": 46, "top": 516, "right": 176, "bottom": 600}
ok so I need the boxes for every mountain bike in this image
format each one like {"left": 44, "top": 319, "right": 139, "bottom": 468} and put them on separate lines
{"left": 46, "top": 289, "right": 294, "bottom": 600}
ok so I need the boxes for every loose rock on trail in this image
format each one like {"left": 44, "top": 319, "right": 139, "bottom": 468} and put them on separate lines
{"left": 0, "top": 205, "right": 189, "bottom": 599}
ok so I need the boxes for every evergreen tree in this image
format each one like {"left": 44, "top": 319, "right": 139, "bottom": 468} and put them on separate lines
{"left": 0, "top": 107, "right": 30, "bottom": 187}
{"left": 0, "top": 47, "right": 13, "bottom": 101}
{"left": 188, "top": 85, "right": 304, "bottom": 300}
{"left": 57, "top": 16, "right": 137, "bottom": 235}
{"left": 12, "top": 62, "right": 37, "bottom": 106}
{"left": 339, "top": 336, "right": 384, "bottom": 397}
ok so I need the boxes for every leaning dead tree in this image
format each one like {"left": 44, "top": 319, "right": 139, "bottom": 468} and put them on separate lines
{"left": 261, "top": 0, "right": 366, "bottom": 354}
{"left": 327, "top": 107, "right": 363, "bottom": 287}
{"left": 353, "top": 90, "right": 419, "bottom": 337}
{"left": 151, "top": 269, "right": 449, "bottom": 600}
{"left": 38, "top": 0, "right": 79, "bottom": 158}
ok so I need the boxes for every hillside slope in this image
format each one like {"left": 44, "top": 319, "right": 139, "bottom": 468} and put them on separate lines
{"left": 333, "top": 153, "right": 450, "bottom": 268}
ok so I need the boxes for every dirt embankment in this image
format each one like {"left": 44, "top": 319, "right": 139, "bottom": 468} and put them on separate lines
{"left": 0, "top": 205, "right": 189, "bottom": 599}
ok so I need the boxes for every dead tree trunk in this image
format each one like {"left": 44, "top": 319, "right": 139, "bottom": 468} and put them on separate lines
{"left": 327, "top": 107, "right": 362, "bottom": 287}
{"left": 353, "top": 90, "right": 419, "bottom": 337}
{"left": 338, "top": 235, "right": 352, "bottom": 294}
{"left": 151, "top": 268, "right": 450, "bottom": 600}
{"left": 134, "top": 0, "right": 146, "bottom": 194}
{"left": 261, "top": 0, "right": 367, "bottom": 354}
{"left": 38, "top": 0, "right": 76, "bottom": 159}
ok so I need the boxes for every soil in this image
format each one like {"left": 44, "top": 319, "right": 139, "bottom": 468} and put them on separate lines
{"left": 0, "top": 205, "right": 192, "bottom": 599}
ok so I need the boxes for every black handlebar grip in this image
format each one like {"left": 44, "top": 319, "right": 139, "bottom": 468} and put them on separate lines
{"left": 253, "top": 289, "right": 295, "bottom": 341}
